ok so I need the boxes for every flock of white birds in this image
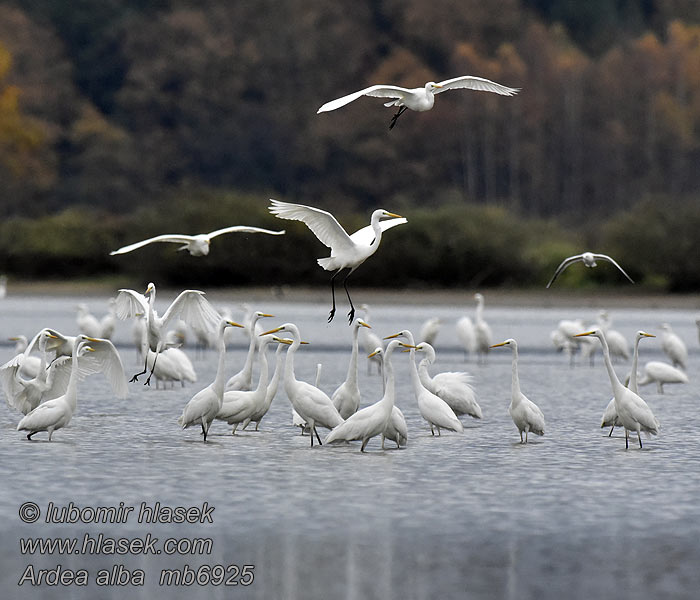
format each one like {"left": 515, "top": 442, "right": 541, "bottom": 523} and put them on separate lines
{"left": 0, "top": 73, "right": 689, "bottom": 451}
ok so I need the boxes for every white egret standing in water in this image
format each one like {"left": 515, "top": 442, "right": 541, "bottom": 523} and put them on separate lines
{"left": 317, "top": 75, "right": 519, "bottom": 129}
{"left": 660, "top": 323, "right": 687, "bottom": 370}
{"left": 575, "top": 329, "right": 658, "bottom": 449}
{"left": 331, "top": 318, "right": 372, "bottom": 419}
{"left": 490, "top": 339, "right": 545, "bottom": 443}
{"left": 268, "top": 199, "right": 405, "bottom": 324}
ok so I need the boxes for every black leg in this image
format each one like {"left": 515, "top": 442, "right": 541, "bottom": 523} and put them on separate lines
{"left": 343, "top": 271, "right": 355, "bottom": 325}
{"left": 130, "top": 356, "right": 148, "bottom": 382}
{"left": 328, "top": 270, "right": 341, "bottom": 323}
{"left": 27, "top": 432, "right": 36, "bottom": 440}
{"left": 638, "top": 431, "right": 643, "bottom": 449}
{"left": 389, "top": 106, "right": 407, "bottom": 130}
{"left": 625, "top": 431, "right": 629, "bottom": 449}
{"left": 608, "top": 425, "right": 614, "bottom": 437}
{"left": 314, "top": 426, "right": 322, "bottom": 446}
{"left": 201, "top": 422, "right": 208, "bottom": 442}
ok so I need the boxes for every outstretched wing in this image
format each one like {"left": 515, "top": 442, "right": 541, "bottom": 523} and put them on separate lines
{"left": 594, "top": 254, "right": 635, "bottom": 284}
{"left": 349, "top": 217, "right": 407, "bottom": 246}
{"left": 269, "top": 199, "right": 354, "bottom": 255}
{"left": 434, "top": 76, "right": 520, "bottom": 96}
{"left": 546, "top": 255, "right": 584, "bottom": 288}
{"left": 317, "top": 84, "right": 411, "bottom": 113}
{"left": 206, "top": 226, "right": 286, "bottom": 239}
{"left": 161, "top": 290, "right": 221, "bottom": 340}
{"left": 114, "top": 289, "right": 149, "bottom": 320}
{"left": 0, "top": 354, "right": 27, "bottom": 409}
{"left": 110, "top": 234, "right": 196, "bottom": 255}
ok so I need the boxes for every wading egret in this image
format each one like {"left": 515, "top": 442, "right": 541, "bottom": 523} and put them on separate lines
{"left": 547, "top": 252, "right": 634, "bottom": 288}
{"left": 415, "top": 342, "right": 482, "bottom": 419}
{"left": 317, "top": 76, "right": 519, "bottom": 129}
{"left": 2, "top": 330, "right": 53, "bottom": 414}
{"left": 638, "top": 361, "right": 689, "bottom": 394}
{"left": 390, "top": 330, "right": 462, "bottom": 435}
{"left": 325, "top": 340, "right": 407, "bottom": 451}
{"left": 225, "top": 311, "right": 274, "bottom": 391}
{"left": 455, "top": 315, "right": 476, "bottom": 361}
{"left": 17, "top": 340, "right": 94, "bottom": 441}
{"left": 110, "top": 226, "right": 285, "bottom": 257}
{"left": 177, "top": 320, "right": 243, "bottom": 442}
{"left": 575, "top": 329, "right": 658, "bottom": 449}
{"left": 268, "top": 199, "right": 405, "bottom": 324}
{"left": 601, "top": 331, "right": 655, "bottom": 436}
{"left": 242, "top": 337, "right": 290, "bottom": 431}
{"left": 490, "top": 339, "right": 545, "bottom": 443}
{"left": 331, "top": 318, "right": 372, "bottom": 419}
{"left": 115, "top": 283, "right": 220, "bottom": 385}
{"left": 260, "top": 323, "right": 343, "bottom": 446}
{"left": 660, "top": 324, "right": 687, "bottom": 370}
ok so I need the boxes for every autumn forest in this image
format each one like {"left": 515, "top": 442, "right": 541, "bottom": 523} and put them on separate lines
{"left": 0, "top": 0, "right": 699, "bottom": 291}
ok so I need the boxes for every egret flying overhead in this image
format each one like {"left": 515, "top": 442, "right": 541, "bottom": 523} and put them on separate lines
{"left": 547, "top": 252, "right": 634, "bottom": 288}
{"left": 317, "top": 76, "right": 520, "bottom": 129}
{"left": 110, "top": 226, "right": 285, "bottom": 257}
{"left": 268, "top": 199, "right": 406, "bottom": 324}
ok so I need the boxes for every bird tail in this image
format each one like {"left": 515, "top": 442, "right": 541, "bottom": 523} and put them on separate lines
{"left": 317, "top": 257, "right": 334, "bottom": 271}
{"left": 177, "top": 415, "right": 185, "bottom": 427}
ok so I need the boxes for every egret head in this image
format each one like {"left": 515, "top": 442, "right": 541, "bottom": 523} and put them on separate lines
{"left": 635, "top": 331, "right": 655, "bottom": 341}
{"left": 490, "top": 338, "right": 517, "bottom": 350}
{"left": 426, "top": 81, "right": 442, "bottom": 91}
{"left": 574, "top": 329, "right": 603, "bottom": 340}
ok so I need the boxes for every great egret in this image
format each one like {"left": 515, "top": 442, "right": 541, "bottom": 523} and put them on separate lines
{"left": 177, "top": 319, "right": 243, "bottom": 441}
{"left": 415, "top": 342, "right": 482, "bottom": 419}
{"left": 331, "top": 318, "right": 372, "bottom": 419}
{"left": 268, "top": 199, "right": 405, "bottom": 324}
{"left": 660, "top": 323, "right": 687, "bottom": 370}
{"left": 325, "top": 340, "right": 407, "bottom": 451}
{"left": 367, "top": 345, "right": 408, "bottom": 449}
{"left": 76, "top": 304, "right": 102, "bottom": 338}
{"left": 115, "top": 282, "right": 220, "bottom": 385}
{"left": 2, "top": 330, "right": 52, "bottom": 415}
{"left": 390, "top": 330, "right": 463, "bottom": 435}
{"left": 7, "top": 335, "right": 41, "bottom": 378}
{"left": 217, "top": 336, "right": 276, "bottom": 433}
{"left": 490, "top": 339, "right": 545, "bottom": 443}
{"left": 17, "top": 340, "right": 94, "bottom": 441}
{"left": 260, "top": 323, "right": 343, "bottom": 446}
{"left": 546, "top": 252, "right": 634, "bottom": 288}
{"left": 474, "top": 293, "right": 492, "bottom": 362}
{"left": 110, "top": 226, "right": 285, "bottom": 257}
{"left": 575, "top": 329, "right": 659, "bottom": 449}
{"left": 638, "top": 361, "right": 689, "bottom": 394}
{"left": 317, "top": 76, "right": 519, "bottom": 129}
{"left": 601, "top": 331, "right": 655, "bottom": 436}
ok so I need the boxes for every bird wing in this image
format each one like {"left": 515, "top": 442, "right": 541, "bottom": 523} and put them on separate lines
{"left": 268, "top": 199, "right": 355, "bottom": 254}
{"left": 317, "top": 84, "right": 412, "bottom": 113}
{"left": 110, "top": 234, "right": 196, "bottom": 255}
{"left": 349, "top": 217, "right": 407, "bottom": 246}
{"left": 546, "top": 255, "right": 583, "bottom": 288}
{"left": 160, "top": 290, "right": 221, "bottom": 340}
{"left": 434, "top": 76, "right": 520, "bottom": 96}
{"left": 206, "top": 226, "right": 286, "bottom": 239}
{"left": 114, "top": 289, "right": 149, "bottom": 320}
{"left": 592, "top": 254, "right": 635, "bottom": 283}
{"left": 0, "top": 354, "right": 27, "bottom": 408}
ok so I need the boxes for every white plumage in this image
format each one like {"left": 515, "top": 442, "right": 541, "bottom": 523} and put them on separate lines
{"left": 331, "top": 318, "right": 371, "bottom": 419}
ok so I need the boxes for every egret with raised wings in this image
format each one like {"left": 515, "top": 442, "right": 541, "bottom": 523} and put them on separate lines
{"left": 317, "top": 76, "right": 519, "bottom": 129}
{"left": 110, "top": 226, "right": 285, "bottom": 257}
{"left": 546, "top": 252, "right": 634, "bottom": 288}
{"left": 268, "top": 199, "right": 405, "bottom": 324}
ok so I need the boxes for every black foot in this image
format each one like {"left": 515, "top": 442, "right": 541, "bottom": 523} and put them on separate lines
{"left": 328, "top": 308, "right": 336, "bottom": 323}
{"left": 347, "top": 308, "right": 355, "bottom": 325}
{"left": 130, "top": 374, "right": 140, "bottom": 383}
{"left": 143, "top": 376, "right": 152, "bottom": 387}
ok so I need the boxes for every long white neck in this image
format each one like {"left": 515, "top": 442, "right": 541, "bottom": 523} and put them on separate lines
{"left": 240, "top": 317, "right": 259, "bottom": 382}
{"left": 368, "top": 212, "right": 384, "bottom": 253}
{"left": 475, "top": 297, "right": 484, "bottom": 324}
{"left": 212, "top": 325, "right": 228, "bottom": 398}
{"left": 629, "top": 337, "right": 642, "bottom": 394}
{"left": 283, "top": 327, "right": 301, "bottom": 392}
{"left": 509, "top": 345, "right": 522, "bottom": 406}
{"left": 266, "top": 344, "right": 285, "bottom": 399}
{"left": 254, "top": 343, "right": 270, "bottom": 393}
{"left": 598, "top": 333, "right": 625, "bottom": 398}
{"left": 408, "top": 348, "right": 423, "bottom": 397}
{"left": 381, "top": 345, "right": 396, "bottom": 413}
{"left": 346, "top": 322, "right": 361, "bottom": 386}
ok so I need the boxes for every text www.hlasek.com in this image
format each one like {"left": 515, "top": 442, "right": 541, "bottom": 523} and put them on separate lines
{"left": 17, "top": 501, "right": 254, "bottom": 587}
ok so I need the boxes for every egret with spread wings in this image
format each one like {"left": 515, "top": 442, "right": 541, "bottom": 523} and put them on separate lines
{"left": 546, "top": 252, "right": 634, "bottom": 288}
{"left": 317, "top": 75, "right": 520, "bottom": 129}
{"left": 110, "top": 226, "right": 285, "bottom": 257}
{"left": 268, "top": 199, "right": 406, "bottom": 324}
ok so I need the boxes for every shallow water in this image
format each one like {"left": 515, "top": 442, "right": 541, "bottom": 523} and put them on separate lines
{"left": 1, "top": 294, "right": 699, "bottom": 599}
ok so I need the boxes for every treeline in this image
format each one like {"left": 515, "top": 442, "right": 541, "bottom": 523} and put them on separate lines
{"left": 0, "top": 1, "right": 699, "bottom": 289}
{"left": 0, "top": 190, "right": 698, "bottom": 291}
